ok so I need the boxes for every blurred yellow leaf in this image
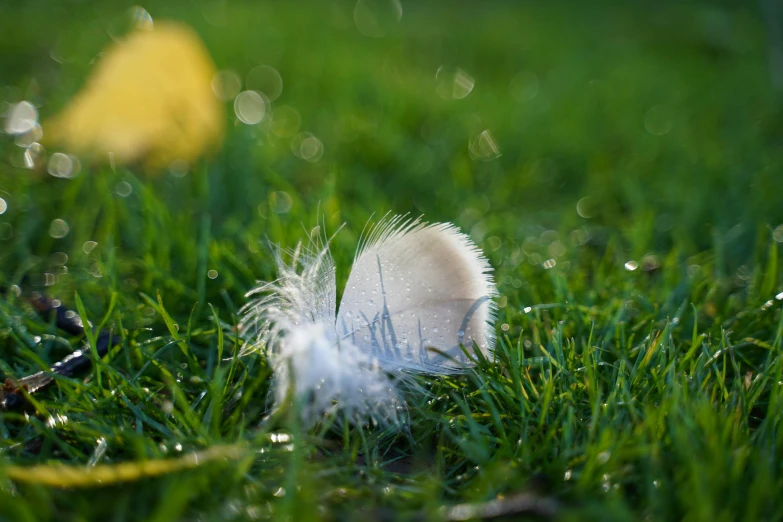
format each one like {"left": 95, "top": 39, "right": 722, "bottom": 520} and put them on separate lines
{"left": 46, "top": 22, "right": 224, "bottom": 172}
{"left": 4, "top": 444, "right": 246, "bottom": 488}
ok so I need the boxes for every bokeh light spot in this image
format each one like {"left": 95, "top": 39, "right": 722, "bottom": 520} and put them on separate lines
{"left": 468, "top": 130, "right": 501, "bottom": 161}
{"left": 3, "top": 101, "right": 38, "bottom": 135}
{"left": 211, "top": 69, "right": 242, "bottom": 101}
{"left": 0, "top": 198, "right": 7, "bottom": 215}
{"left": 436, "top": 67, "right": 475, "bottom": 100}
{"left": 47, "top": 152, "right": 75, "bottom": 178}
{"left": 246, "top": 65, "right": 283, "bottom": 102}
{"left": 49, "top": 219, "right": 70, "bottom": 239}
{"left": 51, "top": 252, "right": 68, "bottom": 266}
{"left": 270, "top": 191, "right": 293, "bottom": 214}
{"left": 773, "top": 225, "right": 783, "bottom": 243}
{"left": 129, "top": 6, "right": 154, "bottom": 30}
{"left": 486, "top": 236, "right": 502, "bottom": 251}
{"left": 169, "top": 159, "right": 189, "bottom": 178}
{"left": 234, "top": 90, "right": 267, "bottom": 124}
{"left": 300, "top": 137, "right": 324, "bottom": 162}
{"left": 642, "top": 254, "right": 660, "bottom": 271}
{"left": 576, "top": 196, "right": 597, "bottom": 218}
{"left": 292, "top": 132, "right": 324, "bottom": 162}
{"left": 15, "top": 122, "right": 43, "bottom": 147}
{"left": 271, "top": 106, "right": 302, "bottom": 138}
{"left": 354, "top": 0, "right": 402, "bottom": 38}
{"left": 116, "top": 181, "right": 133, "bottom": 197}
{"left": 24, "top": 143, "right": 46, "bottom": 169}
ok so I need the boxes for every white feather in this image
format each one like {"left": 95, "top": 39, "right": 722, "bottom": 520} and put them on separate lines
{"left": 239, "top": 243, "right": 399, "bottom": 424}
{"left": 240, "top": 215, "right": 497, "bottom": 425}
{"left": 337, "top": 215, "right": 497, "bottom": 372}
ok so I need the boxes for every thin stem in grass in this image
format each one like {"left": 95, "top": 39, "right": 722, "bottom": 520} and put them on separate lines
{"left": 74, "top": 292, "right": 101, "bottom": 389}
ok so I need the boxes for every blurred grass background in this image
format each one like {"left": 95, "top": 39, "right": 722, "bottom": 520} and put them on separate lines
{"left": 1, "top": 1, "right": 783, "bottom": 520}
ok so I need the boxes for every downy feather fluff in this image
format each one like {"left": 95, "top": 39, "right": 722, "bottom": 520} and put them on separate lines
{"left": 240, "top": 215, "right": 497, "bottom": 425}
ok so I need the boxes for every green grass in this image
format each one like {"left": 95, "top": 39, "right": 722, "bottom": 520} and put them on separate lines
{"left": 2, "top": 0, "right": 783, "bottom": 520}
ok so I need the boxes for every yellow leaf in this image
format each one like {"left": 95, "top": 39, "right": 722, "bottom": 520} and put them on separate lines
{"left": 46, "top": 22, "right": 224, "bottom": 172}
{"left": 4, "top": 445, "right": 245, "bottom": 488}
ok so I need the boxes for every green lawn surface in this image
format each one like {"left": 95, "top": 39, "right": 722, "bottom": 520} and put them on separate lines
{"left": 1, "top": 1, "right": 783, "bottom": 520}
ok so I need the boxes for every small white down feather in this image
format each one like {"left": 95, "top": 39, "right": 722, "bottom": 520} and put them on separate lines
{"left": 239, "top": 215, "right": 497, "bottom": 425}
